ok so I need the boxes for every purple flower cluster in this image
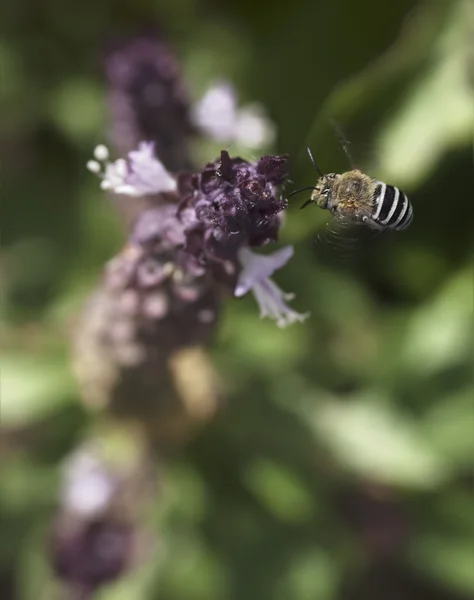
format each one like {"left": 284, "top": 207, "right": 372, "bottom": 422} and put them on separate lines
{"left": 178, "top": 150, "right": 288, "bottom": 261}
{"left": 50, "top": 518, "right": 135, "bottom": 596}
{"left": 58, "top": 31, "right": 308, "bottom": 600}
{"left": 106, "top": 211, "right": 219, "bottom": 350}
{"left": 48, "top": 445, "right": 151, "bottom": 599}
{"left": 88, "top": 142, "right": 308, "bottom": 327}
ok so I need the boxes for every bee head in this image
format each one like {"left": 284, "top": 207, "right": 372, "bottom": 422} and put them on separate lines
{"left": 286, "top": 149, "right": 339, "bottom": 210}
{"left": 311, "top": 174, "right": 338, "bottom": 210}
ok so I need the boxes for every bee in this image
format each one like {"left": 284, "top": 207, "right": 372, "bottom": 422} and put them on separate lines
{"left": 288, "top": 148, "right": 413, "bottom": 231}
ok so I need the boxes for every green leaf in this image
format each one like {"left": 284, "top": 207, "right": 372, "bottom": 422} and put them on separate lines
{"left": 243, "top": 458, "right": 314, "bottom": 523}
{"left": 401, "top": 269, "right": 473, "bottom": 376}
{"left": 302, "top": 394, "right": 448, "bottom": 488}
{"left": 376, "top": 0, "right": 473, "bottom": 186}
{"left": 422, "top": 388, "right": 474, "bottom": 468}
{"left": 1, "top": 351, "right": 75, "bottom": 426}
{"left": 408, "top": 534, "right": 474, "bottom": 595}
{"left": 48, "top": 78, "right": 106, "bottom": 143}
{"left": 275, "top": 549, "right": 341, "bottom": 600}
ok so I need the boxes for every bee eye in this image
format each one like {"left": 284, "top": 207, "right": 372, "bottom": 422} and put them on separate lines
{"left": 319, "top": 191, "right": 330, "bottom": 209}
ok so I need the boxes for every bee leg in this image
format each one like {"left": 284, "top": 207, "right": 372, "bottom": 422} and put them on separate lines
{"left": 300, "top": 198, "right": 313, "bottom": 210}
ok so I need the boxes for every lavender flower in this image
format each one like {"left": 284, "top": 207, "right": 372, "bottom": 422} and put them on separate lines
{"left": 191, "top": 80, "right": 276, "bottom": 149}
{"left": 87, "top": 142, "right": 177, "bottom": 196}
{"left": 235, "top": 246, "right": 309, "bottom": 327}
{"left": 179, "top": 151, "right": 288, "bottom": 262}
{"left": 87, "top": 141, "right": 306, "bottom": 327}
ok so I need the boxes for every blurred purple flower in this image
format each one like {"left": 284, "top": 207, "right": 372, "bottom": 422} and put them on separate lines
{"left": 49, "top": 442, "right": 154, "bottom": 598}
{"left": 50, "top": 518, "right": 135, "bottom": 597}
{"left": 105, "top": 34, "right": 194, "bottom": 171}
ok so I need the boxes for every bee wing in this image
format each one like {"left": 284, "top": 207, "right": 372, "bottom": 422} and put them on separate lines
{"left": 330, "top": 120, "right": 357, "bottom": 169}
{"left": 316, "top": 215, "right": 378, "bottom": 259}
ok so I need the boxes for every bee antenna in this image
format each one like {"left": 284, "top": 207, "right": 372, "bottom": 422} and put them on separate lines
{"left": 307, "top": 147, "right": 324, "bottom": 177}
{"left": 286, "top": 186, "right": 318, "bottom": 198}
{"left": 300, "top": 198, "right": 313, "bottom": 210}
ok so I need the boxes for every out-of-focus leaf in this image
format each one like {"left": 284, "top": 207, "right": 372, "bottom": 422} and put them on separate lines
{"left": 158, "top": 535, "right": 229, "bottom": 600}
{"left": 0, "top": 459, "right": 57, "bottom": 511}
{"left": 408, "top": 534, "right": 474, "bottom": 596}
{"left": 376, "top": 0, "right": 473, "bottom": 185}
{"left": 218, "top": 306, "right": 306, "bottom": 373}
{"left": 4, "top": 237, "right": 60, "bottom": 305}
{"left": 243, "top": 458, "right": 314, "bottom": 523}
{"left": 300, "top": 395, "right": 448, "bottom": 488}
{"left": 401, "top": 269, "right": 473, "bottom": 376}
{"left": 1, "top": 352, "right": 75, "bottom": 426}
{"left": 97, "top": 546, "right": 162, "bottom": 600}
{"left": 0, "top": 41, "right": 34, "bottom": 134}
{"left": 162, "top": 464, "right": 208, "bottom": 524}
{"left": 48, "top": 78, "right": 106, "bottom": 143}
{"left": 421, "top": 388, "right": 474, "bottom": 468}
{"left": 274, "top": 549, "right": 340, "bottom": 600}
{"left": 16, "top": 522, "right": 57, "bottom": 600}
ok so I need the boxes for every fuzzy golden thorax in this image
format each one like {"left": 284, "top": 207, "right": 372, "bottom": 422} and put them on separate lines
{"left": 311, "top": 170, "right": 377, "bottom": 219}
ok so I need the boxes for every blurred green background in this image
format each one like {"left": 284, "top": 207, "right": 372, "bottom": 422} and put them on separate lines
{"left": 1, "top": 0, "right": 473, "bottom": 599}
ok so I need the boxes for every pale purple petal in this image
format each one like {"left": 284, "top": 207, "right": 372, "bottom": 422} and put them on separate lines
{"left": 235, "top": 245, "right": 294, "bottom": 297}
{"left": 126, "top": 141, "right": 177, "bottom": 194}
{"left": 234, "top": 245, "right": 309, "bottom": 327}
{"left": 191, "top": 81, "right": 238, "bottom": 141}
{"left": 253, "top": 278, "right": 308, "bottom": 328}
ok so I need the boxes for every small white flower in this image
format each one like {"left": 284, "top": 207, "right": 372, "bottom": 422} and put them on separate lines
{"left": 191, "top": 81, "right": 238, "bottom": 141}
{"left": 87, "top": 142, "right": 177, "bottom": 197}
{"left": 192, "top": 80, "right": 275, "bottom": 150}
{"left": 86, "top": 159, "right": 101, "bottom": 173}
{"left": 93, "top": 144, "right": 110, "bottom": 161}
{"left": 235, "top": 104, "right": 276, "bottom": 149}
{"left": 235, "top": 246, "right": 309, "bottom": 328}
{"left": 61, "top": 447, "right": 117, "bottom": 517}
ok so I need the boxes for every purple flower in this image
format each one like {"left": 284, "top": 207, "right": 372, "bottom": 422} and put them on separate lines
{"left": 87, "top": 142, "right": 176, "bottom": 196}
{"left": 235, "top": 246, "right": 309, "bottom": 327}
{"left": 50, "top": 518, "right": 135, "bottom": 594}
{"left": 180, "top": 150, "right": 289, "bottom": 262}
{"left": 88, "top": 142, "right": 308, "bottom": 327}
{"left": 127, "top": 141, "right": 177, "bottom": 194}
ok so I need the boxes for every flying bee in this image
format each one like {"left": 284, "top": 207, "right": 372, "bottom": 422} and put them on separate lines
{"left": 288, "top": 148, "right": 413, "bottom": 231}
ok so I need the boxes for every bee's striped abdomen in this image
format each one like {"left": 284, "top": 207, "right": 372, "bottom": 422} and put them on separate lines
{"left": 372, "top": 183, "right": 412, "bottom": 230}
